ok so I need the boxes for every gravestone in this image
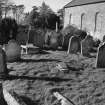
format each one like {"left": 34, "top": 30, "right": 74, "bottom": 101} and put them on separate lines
{"left": 33, "top": 29, "right": 45, "bottom": 48}
{"left": 49, "top": 31, "right": 59, "bottom": 50}
{"left": 96, "top": 42, "right": 105, "bottom": 68}
{"left": 5, "top": 40, "right": 21, "bottom": 62}
{"left": 0, "top": 47, "right": 8, "bottom": 79}
{"left": 62, "top": 35, "right": 72, "bottom": 50}
{"left": 81, "top": 35, "right": 93, "bottom": 57}
{"left": 45, "top": 31, "right": 59, "bottom": 50}
{"left": 67, "top": 36, "right": 81, "bottom": 54}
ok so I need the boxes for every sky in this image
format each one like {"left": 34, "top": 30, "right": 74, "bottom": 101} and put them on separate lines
{"left": 12, "top": 0, "right": 71, "bottom": 12}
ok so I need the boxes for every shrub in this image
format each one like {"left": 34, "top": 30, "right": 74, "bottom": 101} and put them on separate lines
{"left": 61, "top": 25, "right": 77, "bottom": 37}
{"left": 16, "top": 31, "right": 27, "bottom": 45}
{"left": 74, "top": 29, "right": 87, "bottom": 40}
{"left": 93, "top": 38, "right": 101, "bottom": 47}
{"left": 17, "top": 25, "right": 28, "bottom": 33}
{"left": 16, "top": 25, "right": 28, "bottom": 45}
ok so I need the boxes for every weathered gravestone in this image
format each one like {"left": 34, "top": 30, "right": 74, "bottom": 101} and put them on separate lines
{"left": 33, "top": 29, "right": 45, "bottom": 48}
{"left": 67, "top": 36, "right": 81, "bottom": 54}
{"left": 0, "top": 47, "right": 8, "bottom": 79}
{"left": 81, "top": 35, "right": 93, "bottom": 57}
{"left": 96, "top": 42, "right": 105, "bottom": 68}
{"left": 49, "top": 31, "right": 59, "bottom": 50}
{"left": 45, "top": 31, "right": 59, "bottom": 50}
{"left": 5, "top": 40, "right": 21, "bottom": 62}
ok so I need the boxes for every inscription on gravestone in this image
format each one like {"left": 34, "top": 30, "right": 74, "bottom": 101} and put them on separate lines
{"left": 67, "top": 36, "right": 81, "bottom": 54}
{"left": 96, "top": 42, "right": 105, "bottom": 68}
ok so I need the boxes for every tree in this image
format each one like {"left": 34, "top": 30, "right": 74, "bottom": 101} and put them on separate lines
{"left": 1, "top": 0, "right": 14, "bottom": 18}
{"left": 24, "top": 2, "right": 60, "bottom": 30}
{"left": 47, "top": 13, "right": 60, "bottom": 30}
{"left": 12, "top": 5, "right": 17, "bottom": 19}
{"left": 39, "top": 2, "right": 54, "bottom": 29}
{"left": 57, "top": 9, "right": 64, "bottom": 29}
{"left": 0, "top": 0, "right": 8, "bottom": 18}
{"left": 24, "top": 6, "right": 39, "bottom": 26}
{"left": 0, "top": 18, "right": 18, "bottom": 44}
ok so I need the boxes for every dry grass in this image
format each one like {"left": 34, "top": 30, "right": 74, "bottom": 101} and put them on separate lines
{"left": 3, "top": 50, "right": 105, "bottom": 105}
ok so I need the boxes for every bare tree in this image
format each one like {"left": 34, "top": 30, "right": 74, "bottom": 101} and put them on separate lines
{"left": 12, "top": 5, "right": 17, "bottom": 19}
{"left": 1, "top": 0, "right": 14, "bottom": 18}
{"left": 16, "top": 5, "right": 24, "bottom": 24}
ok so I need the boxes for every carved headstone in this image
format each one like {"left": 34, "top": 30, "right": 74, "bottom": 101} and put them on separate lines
{"left": 67, "top": 36, "right": 81, "bottom": 54}
{"left": 0, "top": 47, "right": 8, "bottom": 79}
{"left": 81, "top": 35, "right": 93, "bottom": 57}
{"left": 5, "top": 40, "right": 21, "bottom": 62}
{"left": 96, "top": 42, "right": 105, "bottom": 68}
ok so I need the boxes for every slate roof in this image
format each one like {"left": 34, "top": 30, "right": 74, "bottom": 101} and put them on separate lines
{"left": 64, "top": 0, "right": 105, "bottom": 8}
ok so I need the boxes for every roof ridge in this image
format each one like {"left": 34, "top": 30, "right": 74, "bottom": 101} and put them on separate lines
{"left": 64, "top": 0, "right": 105, "bottom": 8}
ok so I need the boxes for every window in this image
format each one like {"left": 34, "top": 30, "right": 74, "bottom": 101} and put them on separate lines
{"left": 69, "top": 14, "right": 72, "bottom": 24}
{"left": 81, "top": 13, "right": 86, "bottom": 30}
{"left": 94, "top": 12, "right": 102, "bottom": 33}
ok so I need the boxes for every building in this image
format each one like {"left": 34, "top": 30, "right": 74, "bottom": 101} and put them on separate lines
{"left": 64, "top": 0, "right": 105, "bottom": 40}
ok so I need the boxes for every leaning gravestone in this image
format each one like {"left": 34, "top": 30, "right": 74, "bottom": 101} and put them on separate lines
{"left": 81, "top": 35, "right": 93, "bottom": 57}
{"left": 0, "top": 47, "right": 8, "bottom": 79}
{"left": 5, "top": 40, "right": 21, "bottom": 62}
{"left": 96, "top": 42, "right": 105, "bottom": 68}
{"left": 67, "top": 36, "right": 81, "bottom": 54}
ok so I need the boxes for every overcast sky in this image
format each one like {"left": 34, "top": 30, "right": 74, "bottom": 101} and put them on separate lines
{"left": 12, "top": 0, "right": 71, "bottom": 12}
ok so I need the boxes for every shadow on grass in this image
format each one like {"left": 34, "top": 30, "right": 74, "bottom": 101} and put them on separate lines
{"left": 23, "top": 48, "right": 50, "bottom": 55}
{"left": 29, "top": 50, "right": 50, "bottom": 55}
{"left": 17, "top": 58, "right": 61, "bottom": 63}
{"left": 20, "top": 96, "right": 39, "bottom": 105}
{"left": 6, "top": 75, "right": 71, "bottom": 82}
{"left": 0, "top": 96, "right": 8, "bottom": 105}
